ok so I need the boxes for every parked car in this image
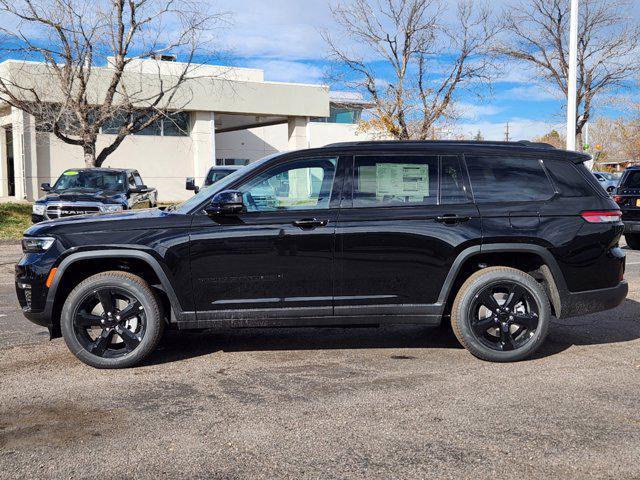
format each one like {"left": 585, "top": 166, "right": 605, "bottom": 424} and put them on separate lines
{"left": 32, "top": 168, "right": 158, "bottom": 223}
{"left": 613, "top": 165, "right": 640, "bottom": 249}
{"left": 186, "top": 165, "right": 243, "bottom": 193}
{"left": 16, "top": 141, "right": 627, "bottom": 368}
{"left": 592, "top": 171, "right": 619, "bottom": 193}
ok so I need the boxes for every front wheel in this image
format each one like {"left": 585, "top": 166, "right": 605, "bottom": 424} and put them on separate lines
{"left": 61, "top": 271, "right": 164, "bottom": 368}
{"left": 451, "top": 267, "right": 550, "bottom": 362}
{"left": 625, "top": 234, "right": 640, "bottom": 250}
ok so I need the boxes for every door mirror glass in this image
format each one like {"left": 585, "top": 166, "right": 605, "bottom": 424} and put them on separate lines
{"left": 186, "top": 177, "right": 199, "bottom": 193}
{"left": 206, "top": 190, "right": 244, "bottom": 216}
{"left": 130, "top": 184, "right": 149, "bottom": 193}
{"left": 41, "top": 182, "right": 51, "bottom": 192}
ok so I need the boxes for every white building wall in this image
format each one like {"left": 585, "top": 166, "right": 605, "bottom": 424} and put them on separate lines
{"left": 215, "top": 122, "right": 379, "bottom": 163}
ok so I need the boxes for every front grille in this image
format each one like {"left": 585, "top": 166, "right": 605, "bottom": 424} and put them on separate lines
{"left": 46, "top": 205, "right": 100, "bottom": 219}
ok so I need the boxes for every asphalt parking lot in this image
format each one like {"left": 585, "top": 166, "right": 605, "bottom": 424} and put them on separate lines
{"left": 0, "top": 241, "right": 639, "bottom": 479}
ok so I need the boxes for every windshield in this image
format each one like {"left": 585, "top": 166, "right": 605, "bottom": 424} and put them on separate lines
{"left": 173, "top": 153, "right": 282, "bottom": 213}
{"left": 53, "top": 170, "right": 125, "bottom": 192}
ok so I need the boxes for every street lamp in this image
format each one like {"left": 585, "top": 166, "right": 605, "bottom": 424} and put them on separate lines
{"left": 566, "top": 0, "right": 579, "bottom": 151}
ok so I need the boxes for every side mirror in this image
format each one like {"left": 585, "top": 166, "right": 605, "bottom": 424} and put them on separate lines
{"left": 41, "top": 183, "right": 51, "bottom": 192}
{"left": 205, "top": 190, "right": 244, "bottom": 216}
{"left": 186, "top": 177, "right": 199, "bottom": 194}
{"left": 130, "top": 185, "right": 149, "bottom": 193}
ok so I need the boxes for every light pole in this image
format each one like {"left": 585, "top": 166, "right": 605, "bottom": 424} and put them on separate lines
{"left": 566, "top": 0, "right": 579, "bottom": 151}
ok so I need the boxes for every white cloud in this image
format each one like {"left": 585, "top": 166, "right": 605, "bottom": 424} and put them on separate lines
{"left": 505, "top": 85, "right": 562, "bottom": 101}
{"left": 455, "top": 102, "right": 503, "bottom": 120}
{"left": 244, "top": 59, "right": 325, "bottom": 84}
{"left": 455, "top": 118, "right": 563, "bottom": 141}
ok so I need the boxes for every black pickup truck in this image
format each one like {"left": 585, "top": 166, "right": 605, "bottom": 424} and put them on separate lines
{"left": 32, "top": 168, "right": 158, "bottom": 223}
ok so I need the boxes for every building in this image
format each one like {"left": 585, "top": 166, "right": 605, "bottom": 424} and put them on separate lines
{"left": 0, "top": 59, "right": 377, "bottom": 202}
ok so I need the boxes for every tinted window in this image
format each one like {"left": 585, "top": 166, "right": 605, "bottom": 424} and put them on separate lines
{"left": 163, "top": 112, "right": 190, "bottom": 136}
{"left": 440, "top": 156, "right": 469, "bottom": 204}
{"left": 543, "top": 159, "right": 596, "bottom": 197}
{"left": 240, "top": 157, "right": 337, "bottom": 212}
{"left": 353, "top": 155, "right": 438, "bottom": 207}
{"left": 622, "top": 170, "right": 640, "bottom": 189}
{"left": 467, "top": 156, "right": 554, "bottom": 203}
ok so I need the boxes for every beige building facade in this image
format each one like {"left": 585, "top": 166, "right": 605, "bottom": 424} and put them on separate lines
{"left": 0, "top": 60, "right": 376, "bottom": 202}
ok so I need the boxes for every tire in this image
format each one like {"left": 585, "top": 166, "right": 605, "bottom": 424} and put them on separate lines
{"left": 625, "top": 234, "right": 640, "bottom": 250}
{"left": 451, "top": 266, "right": 550, "bottom": 362}
{"left": 60, "top": 271, "right": 164, "bottom": 369}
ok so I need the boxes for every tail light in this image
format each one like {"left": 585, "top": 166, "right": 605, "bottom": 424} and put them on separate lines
{"left": 580, "top": 210, "right": 622, "bottom": 223}
{"left": 613, "top": 195, "right": 622, "bottom": 203}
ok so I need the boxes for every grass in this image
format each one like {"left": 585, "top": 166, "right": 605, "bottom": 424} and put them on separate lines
{"left": 0, "top": 203, "right": 32, "bottom": 239}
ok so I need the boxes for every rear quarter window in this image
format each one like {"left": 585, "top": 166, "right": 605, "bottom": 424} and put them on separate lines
{"left": 466, "top": 156, "right": 555, "bottom": 203}
{"left": 543, "top": 159, "right": 599, "bottom": 197}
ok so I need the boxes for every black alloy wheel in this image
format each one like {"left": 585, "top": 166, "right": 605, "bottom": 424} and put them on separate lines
{"left": 61, "top": 271, "right": 164, "bottom": 368}
{"left": 73, "top": 287, "right": 146, "bottom": 358}
{"left": 469, "top": 281, "right": 539, "bottom": 352}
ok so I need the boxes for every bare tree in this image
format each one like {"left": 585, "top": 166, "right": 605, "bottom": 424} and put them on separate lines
{"left": 323, "top": 0, "right": 499, "bottom": 140}
{"left": 497, "top": 0, "right": 640, "bottom": 146}
{"left": 0, "top": 0, "right": 222, "bottom": 167}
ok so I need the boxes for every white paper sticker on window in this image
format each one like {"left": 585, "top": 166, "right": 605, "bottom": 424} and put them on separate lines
{"left": 375, "top": 163, "right": 429, "bottom": 201}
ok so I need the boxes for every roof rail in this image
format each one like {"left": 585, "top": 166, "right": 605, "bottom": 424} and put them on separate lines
{"left": 324, "top": 140, "right": 557, "bottom": 149}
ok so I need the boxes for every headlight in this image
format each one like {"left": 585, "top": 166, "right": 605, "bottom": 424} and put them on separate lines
{"left": 102, "top": 204, "right": 123, "bottom": 213}
{"left": 22, "top": 237, "right": 55, "bottom": 253}
{"left": 32, "top": 204, "right": 45, "bottom": 216}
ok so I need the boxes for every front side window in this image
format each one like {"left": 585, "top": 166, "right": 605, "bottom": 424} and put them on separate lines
{"left": 466, "top": 156, "right": 554, "bottom": 203}
{"left": 353, "top": 155, "right": 438, "bottom": 207}
{"left": 239, "top": 157, "right": 338, "bottom": 212}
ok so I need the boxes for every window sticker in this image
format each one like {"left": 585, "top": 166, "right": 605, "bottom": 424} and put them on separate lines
{"left": 375, "top": 163, "right": 429, "bottom": 201}
{"left": 64, "top": 170, "right": 79, "bottom": 176}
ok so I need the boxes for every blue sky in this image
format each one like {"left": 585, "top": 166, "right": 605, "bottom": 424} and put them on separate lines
{"left": 215, "top": 0, "right": 640, "bottom": 140}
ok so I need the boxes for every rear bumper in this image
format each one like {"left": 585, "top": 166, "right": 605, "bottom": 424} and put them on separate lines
{"left": 558, "top": 281, "right": 628, "bottom": 319}
{"left": 623, "top": 221, "right": 640, "bottom": 233}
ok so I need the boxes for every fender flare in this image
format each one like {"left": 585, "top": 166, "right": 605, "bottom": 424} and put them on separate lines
{"left": 45, "top": 249, "right": 185, "bottom": 322}
{"left": 436, "top": 243, "right": 567, "bottom": 307}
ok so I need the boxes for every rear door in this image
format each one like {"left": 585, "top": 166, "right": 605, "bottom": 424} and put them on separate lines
{"left": 334, "top": 153, "right": 481, "bottom": 318}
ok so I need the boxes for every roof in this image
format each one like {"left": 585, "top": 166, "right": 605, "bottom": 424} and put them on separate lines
{"left": 63, "top": 168, "right": 130, "bottom": 173}
{"left": 318, "top": 140, "right": 591, "bottom": 163}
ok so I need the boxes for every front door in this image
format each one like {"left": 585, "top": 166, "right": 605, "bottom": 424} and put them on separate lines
{"left": 189, "top": 154, "right": 344, "bottom": 322}
{"left": 334, "top": 153, "right": 482, "bottom": 319}
{"left": 5, "top": 128, "right": 15, "bottom": 197}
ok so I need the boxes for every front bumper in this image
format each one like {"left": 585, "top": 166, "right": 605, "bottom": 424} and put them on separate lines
{"left": 558, "top": 281, "right": 628, "bottom": 318}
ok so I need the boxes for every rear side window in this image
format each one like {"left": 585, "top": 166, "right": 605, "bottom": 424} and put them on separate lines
{"left": 621, "top": 170, "right": 640, "bottom": 189}
{"left": 353, "top": 155, "right": 438, "bottom": 207}
{"left": 543, "top": 160, "right": 597, "bottom": 197}
{"left": 466, "top": 156, "right": 554, "bottom": 203}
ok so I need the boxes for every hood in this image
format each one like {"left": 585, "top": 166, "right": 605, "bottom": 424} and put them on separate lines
{"left": 37, "top": 189, "right": 125, "bottom": 204}
{"left": 25, "top": 207, "right": 190, "bottom": 237}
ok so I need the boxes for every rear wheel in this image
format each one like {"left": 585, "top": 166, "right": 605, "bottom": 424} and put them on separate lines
{"left": 61, "top": 271, "right": 164, "bottom": 368}
{"left": 451, "top": 267, "right": 550, "bottom": 362}
{"left": 625, "top": 234, "right": 640, "bottom": 250}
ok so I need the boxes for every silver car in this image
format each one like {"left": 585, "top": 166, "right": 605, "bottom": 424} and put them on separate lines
{"left": 593, "top": 171, "right": 619, "bottom": 194}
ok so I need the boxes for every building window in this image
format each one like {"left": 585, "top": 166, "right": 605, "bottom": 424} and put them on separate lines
{"left": 99, "top": 111, "right": 190, "bottom": 137}
{"left": 216, "top": 158, "right": 250, "bottom": 166}
{"left": 311, "top": 106, "right": 362, "bottom": 124}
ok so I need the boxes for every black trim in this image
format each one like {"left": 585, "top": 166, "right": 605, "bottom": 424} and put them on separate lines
{"left": 558, "top": 281, "right": 627, "bottom": 319}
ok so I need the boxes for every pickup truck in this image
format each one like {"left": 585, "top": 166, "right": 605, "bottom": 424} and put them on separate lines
{"left": 32, "top": 168, "right": 158, "bottom": 223}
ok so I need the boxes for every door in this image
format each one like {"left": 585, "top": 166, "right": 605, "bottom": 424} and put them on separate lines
{"left": 189, "top": 155, "right": 344, "bottom": 321}
{"left": 5, "top": 128, "right": 15, "bottom": 197}
{"left": 334, "top": 154, "right": 482, "bottom": 317}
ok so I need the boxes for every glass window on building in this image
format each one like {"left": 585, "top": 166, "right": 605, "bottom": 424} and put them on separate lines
{"left": 312, "top": 105, "right": 362, "bottom": 124}
{"left": 163, "top": 112, "right": 190, "bottom": 136}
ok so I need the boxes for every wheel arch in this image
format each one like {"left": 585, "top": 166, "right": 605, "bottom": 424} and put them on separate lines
{"left": 46, "top": 250, "right": 184, "bottom": 337}
{"left": 438, "top": 244, "right": 566, "bottom": 317}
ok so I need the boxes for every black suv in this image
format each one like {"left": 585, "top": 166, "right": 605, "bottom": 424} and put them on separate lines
{"left": 16, "top": 141, "right": 627, "bottom": 368}
{"left": 613, "top": 166, "right": 640, "bottom": 249}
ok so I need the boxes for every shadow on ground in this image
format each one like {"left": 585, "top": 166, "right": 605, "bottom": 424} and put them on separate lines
{"left": 144, "top": 298, "right": 640, "bottom": 366}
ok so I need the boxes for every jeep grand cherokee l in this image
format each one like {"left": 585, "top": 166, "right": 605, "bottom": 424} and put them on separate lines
{"left": 16, "top": 141, "right": 627, "bottom": 368}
